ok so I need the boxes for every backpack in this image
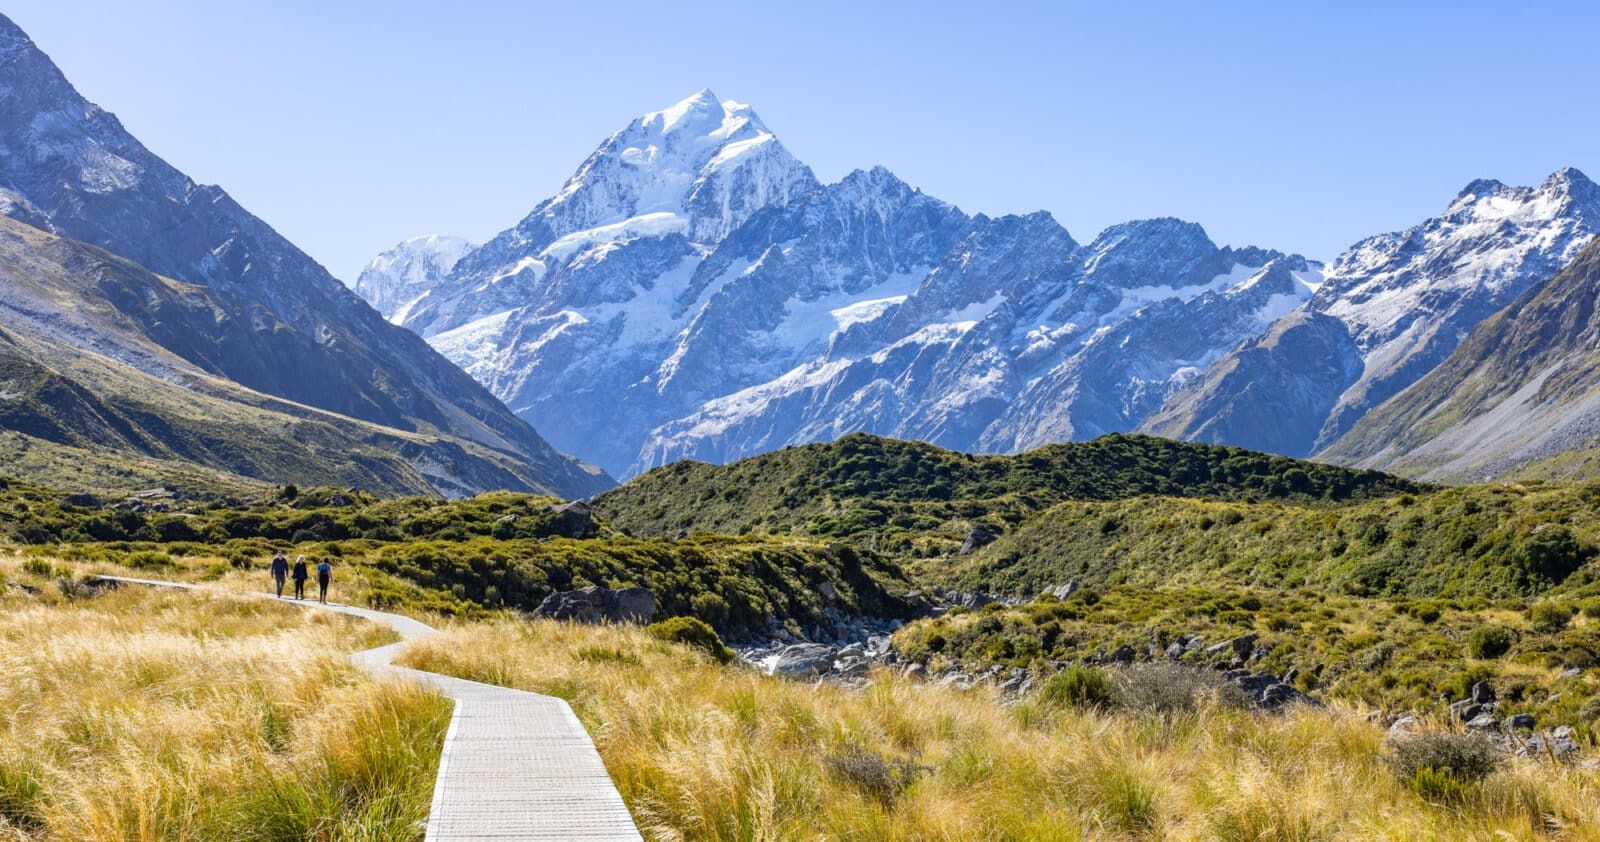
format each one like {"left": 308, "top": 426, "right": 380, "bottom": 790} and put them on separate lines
{"left": 317, "top": 562, "right": 332, "bottom": 577}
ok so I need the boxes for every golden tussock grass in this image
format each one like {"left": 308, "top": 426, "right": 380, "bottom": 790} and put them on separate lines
{"left": 403, "top": 619, "right": 1600, "bottom": 842}
{"left": 0, "top": 572, "right": 450, "bottom": 841}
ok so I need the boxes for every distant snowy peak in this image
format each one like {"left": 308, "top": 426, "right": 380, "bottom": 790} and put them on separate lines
{"left": 354, "top": 234, "right": 475, "bottom": 322}
{"left": 1316, "top": 167, "right": 1600, "bottom": 342}
{"left": 522, "top": 88, "right": 815, "bottom": 247}
{"left": 407, "top": 90, "right": 819, "bottom": 338}
{"left": 1147, "top": 166, "right": 1600, "bottom": 459}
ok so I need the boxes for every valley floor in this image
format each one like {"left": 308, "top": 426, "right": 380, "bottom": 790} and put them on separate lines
{"left": 4, "top": 557, "right": 1599, "bottom": 841}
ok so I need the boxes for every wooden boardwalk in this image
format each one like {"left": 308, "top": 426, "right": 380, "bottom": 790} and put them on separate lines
{"left": 96, "top": 577, "right": 643, "bottom": 841}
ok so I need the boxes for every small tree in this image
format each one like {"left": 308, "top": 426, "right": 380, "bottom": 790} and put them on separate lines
{"left": 1464, "top": 625, "right": 1515, "bottom": 659}
{"left": 1530, "top": 602, "right": 1576, "bottom": 634}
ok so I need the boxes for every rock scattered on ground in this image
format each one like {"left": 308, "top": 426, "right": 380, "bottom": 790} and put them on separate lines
{"left": 532, "top": 586, "right": 655, "bottom": 624}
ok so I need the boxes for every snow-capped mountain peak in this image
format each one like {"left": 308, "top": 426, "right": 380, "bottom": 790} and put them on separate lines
{"left": 353, "top": 234, "right": 475, "bottom": 323}
{"left": 535, "top": 88, "right": 816, "bottom": 246}
{"left": 402, "top": 90, "right": 820, "bottom": 339}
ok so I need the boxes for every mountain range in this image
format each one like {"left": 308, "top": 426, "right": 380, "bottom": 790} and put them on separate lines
{"left": 0, "top": 14, "right": 609, "bottom": 498}
{"left": 5, "top": 4, "right": 1599, "bottom": 498}
{"left": 360, "top": 90, "right": 1600, "bottom": 481}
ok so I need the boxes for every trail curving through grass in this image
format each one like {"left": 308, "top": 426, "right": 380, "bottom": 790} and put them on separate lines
{"left": 93, "top": 576, "right": 642, "bottom": 841}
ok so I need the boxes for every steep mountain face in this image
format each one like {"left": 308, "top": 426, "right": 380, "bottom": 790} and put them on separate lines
{"left": 1323, "top": 240, "right": 1600, "bottom": 480}
{"left": 380, "top": 92, "right": 1311, "bottom": 477}
{"left": 403, "top": 89, "right": 818, "bottom": 339}
{"left": 1148, "top": 169, "right": 1600, "bottom": 457}
{"left": 0, "top": 217, "right": 572, "bottom": 496}
{"left": 354, "top": 234, "right": 474, "bottom": 324}
{"left": 0, "top": 14, "right": 609, "bottom": 497}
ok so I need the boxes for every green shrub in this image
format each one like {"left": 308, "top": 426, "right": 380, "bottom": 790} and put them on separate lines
{"left": 823, "top": 746, "right": 924, "bottom": 805}
{"left": 0, "top": 754, "right": 44, "bottom": 830}
{"left": 19, "top": 558, "right": 54, "bottom": 577}
{"left": 1406, "top": 601, "right": 1443, "bottom": 624}
{"left": 1465, "top": 625, "right": 1516, "bottom": 659}
{"left": 1386, "top": 732, "right": 1500, "bottom": 800}
{"left": 573, "top": 646, "right": 641, "bottom": 666}
{"left": 646, "top": 616, "right": 734, "bottom": 664}
{"left": 1582, "top": 600, "right": 1600, "bottom": 621}
{"left": 1264, "top": 614, "right": 1297, "bottom": 632}
{"left": 1529, "top": 602, "right": 1576, "bottom": 634}
{"left": 1113, "top": 664, "right": 1247, "bottom": 716}
{"left": 124, "top": 550, "right": 174, "bottom": 570}
{"left": 1038, "top": 665, "right": 1114, "bottom": 709}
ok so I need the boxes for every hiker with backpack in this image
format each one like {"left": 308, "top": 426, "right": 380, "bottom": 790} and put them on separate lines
{"left": 270, "top": 551, "right": 289, "bottom": 598}
{"left": 316, "top": 559, "right": 333, "bottom": 605}
{"left": 291, "top": 555, "right": 309, "bottom": 600}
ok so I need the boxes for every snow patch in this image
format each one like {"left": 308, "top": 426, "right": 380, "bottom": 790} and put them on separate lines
{"left": 540, "top": 212, "right": 687, "bottom": 263}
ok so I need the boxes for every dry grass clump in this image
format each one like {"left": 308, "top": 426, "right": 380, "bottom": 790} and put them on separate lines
{"left": 0, "top": 567, "right": 449, "bottom": 841}
{"left": 403, "top": 618, "right": 1600, "bottom": 841}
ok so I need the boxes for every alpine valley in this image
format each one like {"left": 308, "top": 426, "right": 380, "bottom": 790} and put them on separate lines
{"left": 8, "top": 9, "right": 1600, "bottom": 839}
{"left": 362, "top": 90, "right": 1600, "bottom": 482}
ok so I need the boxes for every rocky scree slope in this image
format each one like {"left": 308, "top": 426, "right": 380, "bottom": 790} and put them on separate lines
{"left": 1325, "top": 239, "right": 1600, "bottom": 480}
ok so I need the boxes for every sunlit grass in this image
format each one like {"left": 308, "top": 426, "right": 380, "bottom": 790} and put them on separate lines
{"left": 404, "top": 618, "right": 1600, "bottom": 841}
{"left": 0, "top": 562, "right": 449, "bottom": 841}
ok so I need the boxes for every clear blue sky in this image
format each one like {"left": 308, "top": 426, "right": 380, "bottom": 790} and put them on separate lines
{"left": 8, "top": 1, "right": 1598, "bottom": 281}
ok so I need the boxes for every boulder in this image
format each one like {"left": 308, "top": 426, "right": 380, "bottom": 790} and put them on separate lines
{"left": 1504, "top": 713, "right": 1536, "bottom": 732}
{"left": 1464, "top": 713, "right": 1500, "bottom": 732}
{"left": 1109, "top": 644, "right": 1137, "bottom": 663}
{"left": 818, "top": 580, "right": 838, "bottom": 602}
{"left": 531, "top": 586, "right": 656, "bottom": 624}
{"left": 1558, "top": 667, "right": 1583, "bottom": 680}
{"left": 959, "top": 527, "right": 997, "bottom": 555}
{"left": 1520, "top": 729, "right": 1581, "bottom": 759}
{"left": 547, "top": 500, "right": 596, "bottom": 538}
{"left": 770, "top": 643, "right": 838, "bottom": 677}
{"left": 833, "top": 656, "right": 872, "bottom": 678}
{"left": 1470, "top": 680, "right": 1496, "bottom": 704}
{"left": 1388, "top": 716, "right": 1420, "bottom": 734}
{"left": 1048, "top": 581, "right": 1080, "bottom": 600}
{"left": 1449, "top": 699, "right": 1483, "bottom": 723}
{"left": 945, "top": 590, "right": 1002, "bottom": 610}
{"left": 1222, "top": 670, "right": 1316, "bottom": 710}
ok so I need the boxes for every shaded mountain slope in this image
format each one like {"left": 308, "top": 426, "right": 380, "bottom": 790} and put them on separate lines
{"left": 0, "top": 14, "right": 608, "bottom": 497}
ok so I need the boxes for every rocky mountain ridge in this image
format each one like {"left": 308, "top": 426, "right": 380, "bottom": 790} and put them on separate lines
{"left": 368, "top": 92, "right": 1322, "bottom": 478}
{"left": 0, "top": 13, "right": 609, "bottom": 497}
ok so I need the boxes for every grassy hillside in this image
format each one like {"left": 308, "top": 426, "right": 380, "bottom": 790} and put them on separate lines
{"left": 596, "top": 433, "right": 1418, "bottom": 552}
{"left": 934, "top": 482, "right": 1600, "bottom": 600}
{"left": 0, "top": 480, "right": 916, "bottom": 638}
{"left": 894, "top": 583, "right": 1600, "bottom": 719}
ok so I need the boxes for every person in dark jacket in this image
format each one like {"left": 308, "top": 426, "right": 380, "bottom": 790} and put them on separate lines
{"left": 315, "top": 559, "right": 332, "bottom": 605}
{"left": 270, "top": 552, "right": 289, "bottom": 598}
{"left": 291, "top": 555, "right": 309, "bottom": 600}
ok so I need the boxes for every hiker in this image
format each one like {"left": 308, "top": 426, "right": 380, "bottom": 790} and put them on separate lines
{"left": 316, "top": 559, "right": 332, "bottom": 605}
{"left": 291, "top": 555, "right": 309, "bottom": 600}
{"left": 270, "top": 551, "right": 289, "bottom": 598}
